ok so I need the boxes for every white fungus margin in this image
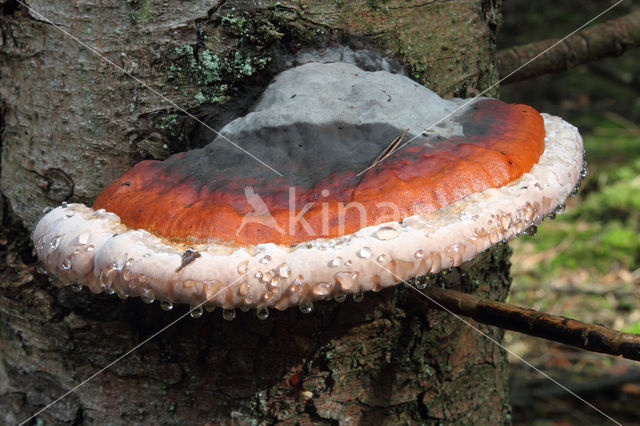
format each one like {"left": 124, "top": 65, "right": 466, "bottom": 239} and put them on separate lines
{"left": 32, "top": 114, "right": 583, "bottom": 312}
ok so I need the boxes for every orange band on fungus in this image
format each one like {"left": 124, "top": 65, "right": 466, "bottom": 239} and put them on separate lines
{"left": 94, "top": 99, "right": 545, "bottom": 246}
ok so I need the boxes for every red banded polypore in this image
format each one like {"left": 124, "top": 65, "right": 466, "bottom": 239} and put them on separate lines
{"left": 32, "top": 62, "right": 584, "bottom": 313}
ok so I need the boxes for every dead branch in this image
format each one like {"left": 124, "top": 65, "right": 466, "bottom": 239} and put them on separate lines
{"left": 411, "top": 286, "right": 640, "bottom": 361}
{"left": 498, "top": 9, "right": 640, "bottom": 84}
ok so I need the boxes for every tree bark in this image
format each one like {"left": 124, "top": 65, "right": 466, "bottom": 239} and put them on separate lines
{"left": 0, "top": 0, "right": 510, "bottom": 424}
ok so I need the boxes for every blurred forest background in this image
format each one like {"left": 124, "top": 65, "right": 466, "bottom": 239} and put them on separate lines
{"left": 0, "top": 1, "right": 637, "bottom": 424}
{"left": 498, "top": 1, "right": 640, "bottom": 424}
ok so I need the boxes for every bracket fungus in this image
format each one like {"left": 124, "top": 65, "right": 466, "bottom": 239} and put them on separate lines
{"left": 32, "top": 62, "right": 584, "bottom": 316}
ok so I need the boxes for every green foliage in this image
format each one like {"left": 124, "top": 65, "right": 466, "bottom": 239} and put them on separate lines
{"left": 519, "top": 220, "right": 638, "bottom": 276}
{"left": 568, "top": 126, "right": 640, "bottom": 227}
{"left": 623, "top": 320, "right": 640, "bottom": 335}
{"left": 577, "top": 174, "right": 640, "bottom": 220}
{"left": 512, "top": 117, "right": 640, "bottom": 280}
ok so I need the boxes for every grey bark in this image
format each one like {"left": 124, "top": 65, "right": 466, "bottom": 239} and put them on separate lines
{"left": 0, "top": 1, "right": 510, "bottom": 424}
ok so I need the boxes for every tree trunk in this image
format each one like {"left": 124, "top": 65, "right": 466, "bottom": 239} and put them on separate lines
{"left": 0, "top": 0, "right": 509, "bottom": 424}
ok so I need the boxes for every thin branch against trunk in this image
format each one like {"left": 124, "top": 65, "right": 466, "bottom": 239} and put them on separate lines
{"left": 411, "top": 285, "right": 640, "bottom": 361}
{"left": 498, "top": 9, "right": 640, "bottom": 84}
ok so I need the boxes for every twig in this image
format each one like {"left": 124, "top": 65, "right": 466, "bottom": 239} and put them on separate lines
{"left": 412, "top": 286, "right": 640, "bottom": 361}
{"left": 498, "top": 9, "right": 640, "bottom": 84}
{"left": 368, "top": 129, "right": 408, "bottom": 169}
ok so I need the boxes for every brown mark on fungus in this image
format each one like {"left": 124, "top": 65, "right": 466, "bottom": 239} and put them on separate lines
{"left": 176, "top": 248, "right": 201, "bottom": 272}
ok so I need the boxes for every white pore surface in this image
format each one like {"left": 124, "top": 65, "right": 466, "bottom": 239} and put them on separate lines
{"left": 32, "top": 114, "right": 583, "bottom": 311}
